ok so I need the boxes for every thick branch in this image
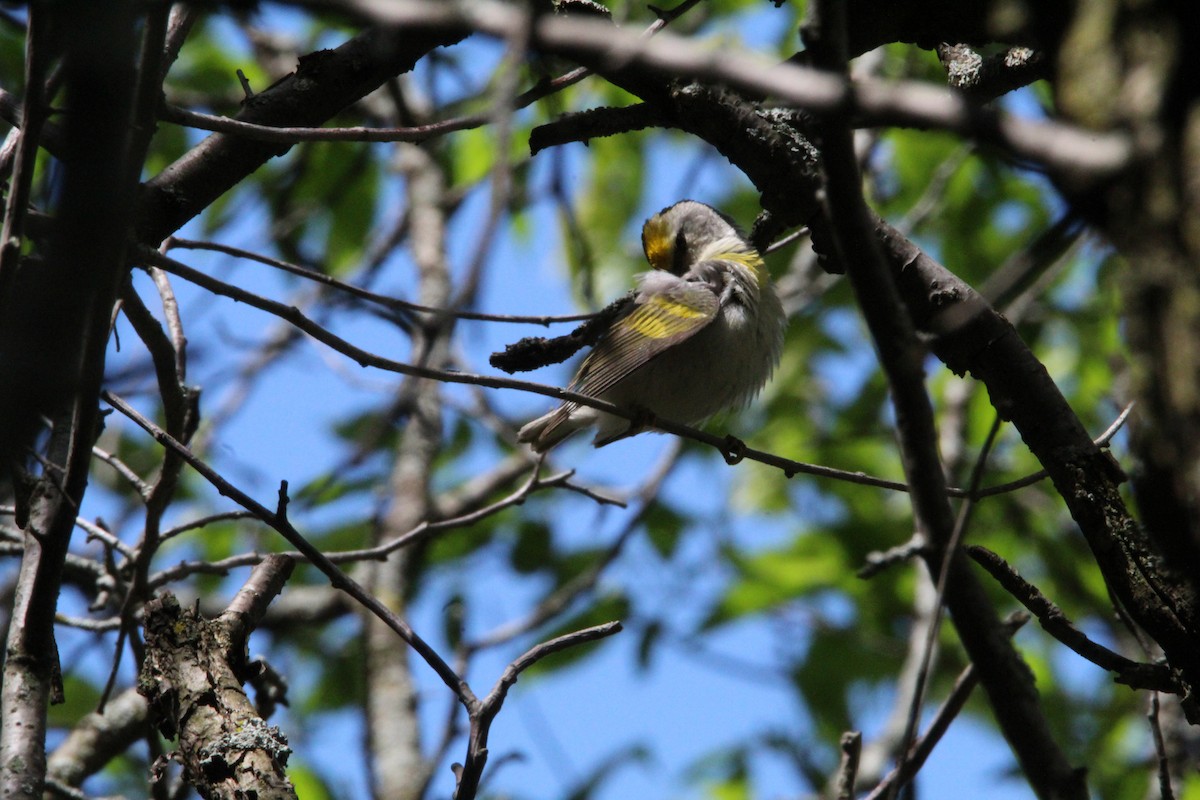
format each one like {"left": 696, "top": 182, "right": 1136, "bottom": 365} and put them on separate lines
{"left": 355, "top": 2, "right": 1129, "bottom": 184}
{"left": 1, "top": 4, "right": 142, "bottom": 796}
{"left": 803, "top": 3, "right": 1085, "bottom": 795}
{"left": 876, "top": 218, "right": 1200, "bottom": 714}
{"left": 139, "top": 557, "right": 297, "bottom": 800}
{"left": 46, "top": 689, "right": 149, "bottom": 791}
{"left": 968, "top": 546, "right": 1178, "bottom": 693}
{"left": 135, "top": 24, "right": 467, "bottom": 245}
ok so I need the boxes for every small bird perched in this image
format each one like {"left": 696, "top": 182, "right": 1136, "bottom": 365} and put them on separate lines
{"left": 518, "top": 200, "right": 786, "bottom": 452}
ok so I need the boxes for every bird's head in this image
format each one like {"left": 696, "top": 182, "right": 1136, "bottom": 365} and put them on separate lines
{"left": 641, "top": 200, "right": 755, "bottom": 276}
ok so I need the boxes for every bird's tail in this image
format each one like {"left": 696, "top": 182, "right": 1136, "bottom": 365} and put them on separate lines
{"left": 517, "top": 406, "right": 578, "bottom": 453}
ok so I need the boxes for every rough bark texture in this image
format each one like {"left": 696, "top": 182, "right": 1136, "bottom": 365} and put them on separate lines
{"left": 135, "top": 25, "right": 467, "bottom": 246}
{"left": 140, "top": 558, "right": 296, "bottom": 800}
{"left": 877, "top": 217, "right": 1200, "bottom": 712}
{"left": 1053, "top": 0, "right": 1200, "bottom": 617}
{"left": 2, "top": 19, "right": 465, "bottom": 800}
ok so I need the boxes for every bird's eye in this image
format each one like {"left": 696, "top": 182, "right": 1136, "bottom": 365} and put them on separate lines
{"left": 672, "top": 229, "right": 688, "bottom": 274}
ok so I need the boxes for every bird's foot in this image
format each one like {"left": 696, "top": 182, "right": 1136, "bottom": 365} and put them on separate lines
{"left": 721, "top": 435, "right": 747, "bottom": 465}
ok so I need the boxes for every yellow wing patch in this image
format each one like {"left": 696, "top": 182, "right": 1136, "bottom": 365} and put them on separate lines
{"left": 711, "top": 250, "right": 768, "bottom": 286}
{"left": 570, "top": 279, "right": 717, "bottom": 399}
{"left": 627, "top": 296, "right": 710, "bottom": 339}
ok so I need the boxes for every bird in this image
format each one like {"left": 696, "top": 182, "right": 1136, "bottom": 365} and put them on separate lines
{"left": 517, "top": 200, "right": 786, "bottom": 453}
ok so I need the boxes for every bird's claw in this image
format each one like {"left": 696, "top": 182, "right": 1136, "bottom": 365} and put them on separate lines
{"left": 721, "top": 435, "right": 747, "bottom": 465}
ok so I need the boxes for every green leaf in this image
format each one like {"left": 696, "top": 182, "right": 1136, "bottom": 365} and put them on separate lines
{"left": 635, "top": 619, "right": 662, "bottom": 671}
{"left": 450, "top": 126, "right": 496, "bottom": 188}
{"left": 289, "top": 762, "right": 334, "bottom": 800}
{"left": 511, "top": 519, "right": 553, "bottom": 574}
{"left": 643, "top": 503, "right": 684, "bottom": 559}
{"left": 47, "top": 675, "right": 102, "bottom": 728}
{"left": 704, "top": 535, "right": 847, "bottom": 628}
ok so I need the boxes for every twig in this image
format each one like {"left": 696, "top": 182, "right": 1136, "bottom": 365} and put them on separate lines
{"left": 147, "top": 468, "right": 619, "bottom": 589}
{"left": 893, "top": 415, "right": 1002, "bottom": 788}
{"left": 159, "top": 64, "right": 585, "bottom": 145}
{"left": 91, "top": 445, "right": 152, "bottom": 501}
{"left": 54, "top": 614, "right": 123, "bottom": 633}
{"left": 146, "top": 266, "right": 188, "bottom": 382}
{"left": 101, "top": 390, "right": 477, "bottom": 708}
{"left": 970, "top": 401, "right": 1133, "bottom": 498}
{"left": 1148, "top": 693, "right": 1175, "bottom": 800}
{"left": 159, "top": 510, "right": 257, "bottom": 542}
{"left": 967, "top": 545, "right": 1178, "bottom": 693}
{"left": 864, "top": 633, "right": 979, "bottom": 798}
{"left": 763, "top": 227, "right": 810, "bottom": 255}
{"left": 857, "top": 537, "right": 926, "bottom": 578}
{"left": 835, "top": 731, "right": 862, "bottom": 800}
{"left": 467, "top": 441, "right": 681, "bottom": 652}
{"left": 73, "top": 516, "right": 136, "bottom": 561}
{"left": 42, "top": 776, "right": 114, "bottom": 800}
{"left": 454, "top": 621, "right": 623, "bottom": 800}
{"left": 163, "top": 237, "right": 595, "bottom": 325}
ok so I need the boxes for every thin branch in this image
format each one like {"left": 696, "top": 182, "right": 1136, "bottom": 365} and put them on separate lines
{"left": 1148, "top": 693, "right": 1176, "bottom": 800}
{"left": 454, "top": 621, "right": 623, "bottom": 800}
{"left": 835, "top": 731, "right": 862, "bottom": 800}
{"left": 466, "top": 441, "right": 682, "bottom": 652}
{"left": 146, "top": 468, "right": 618, "bottom": 589}
{"left": 893, "top": 415, "right": 1001, "bottom": 789}
{"left": 54, "top": 615, "right": 123, "bottom": 633}
{"left": 73, "top": 516, "right": 136, "bottom": 561}
{"left": 157, "top": 56, "right": 592, "bottom": 145}
{"left": 343, "top": 0, "right": 1131, "bottom": 180}
{"left": 862, "top": 615, "right": 1031, "bottom": 800}
{"left": 967, "top": 545, "right": 1179, "bottom": 693}
{"left": 160, "top": 510, "right": 258, "bottom": 542}
{"left": 101, "top": 391, "right": 477, "bottom": 709}
{"left": 763, "top": 227, "right": 811, "bottom": 255}
{"left": 970, "top": 402, "right": 1134, "bottom": 498}
{"left": 90, "top": 446, "right": 152, "bottom": 501}
{"left": 163, "top": 236, "right": 594, "bottom": 324}
{"left": 858, "top": 538, "right": 927, "bottom": 579}
{"left": 146, "top": 266, "right": 188, "bottom": 383}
